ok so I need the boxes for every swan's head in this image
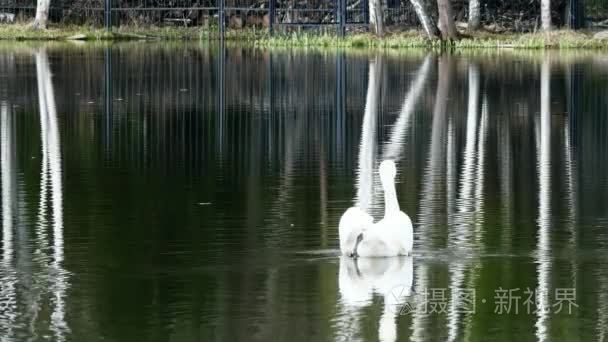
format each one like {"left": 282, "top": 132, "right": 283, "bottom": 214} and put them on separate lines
{"left": 379, "top": 160, "right": 397, "bottom": 182}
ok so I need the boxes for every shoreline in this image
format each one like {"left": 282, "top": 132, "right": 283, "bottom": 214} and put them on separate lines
{"left": 1, "top": 24, "right": 608, "bottom": 49}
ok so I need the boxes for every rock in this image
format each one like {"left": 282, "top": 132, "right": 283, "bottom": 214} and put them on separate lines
{"left": 67, "top": 34, "right": 87, "bottom": 40}
{"left": 201, "top": 15, "right": 210, "bottom": 28}
{"left": 228, "top": 15, "right": 243, "bottom": 29}
{"left": 163, "top": 18, "right": 191, "bottom": 26}
{"left": 484, "top": 23, "right": 498, "bottom": 32}
{"left": 115, "top": 32, "right": 149, "bottom": 40}
{"left": 456, "top": 21, "right": 468, "bottom": 30}
{"left": 0, "top": 12, "right": 15, "bottom": 23}
{"left": 593, "top": 31, "right": 608, "bottom": 40}
{"left": 263, "top": 14, "right": 270, "bottom": 28}
{"left": 246, "top": 14, "right": 263, "bottom": 28}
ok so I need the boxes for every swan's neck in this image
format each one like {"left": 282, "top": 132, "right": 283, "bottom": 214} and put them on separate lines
{"left": 382, "top": 176, "right": 400, "bottom": 216}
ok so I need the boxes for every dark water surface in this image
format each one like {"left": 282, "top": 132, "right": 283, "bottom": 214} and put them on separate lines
{"left": 1, "top": 43, "right": 607, "bottom": 341}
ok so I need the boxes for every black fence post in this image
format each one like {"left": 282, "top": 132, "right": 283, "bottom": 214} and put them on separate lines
{"left": 104, "top": 0, "right": 111, "bottom": 30}
{"left": 569, "top": 0, "right": 576, "bottom": 28}
{"left": 336, "top": 0, "right": 344, "bottom": 37}
{"left": 566, "top": 0, "right": 585, "bottom": 29}
{"left": 269, "top": 0, "right": 275, "bottom": 35}
{"left": 575, "top": 0, "right": 585, "bottom": 29}
{"left": 219, "top": 0, "right": 225, "bottom": 39}
{"left": 363, "top": 0, "right": 369, "bottom": 28}
{"left": 340, "top": 0, "right": 345, "bottom": 37}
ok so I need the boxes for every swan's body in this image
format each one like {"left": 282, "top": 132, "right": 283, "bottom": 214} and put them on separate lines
{"left": 354, "top": 160, "right": 413, "bottom": 257}
{"left": 356, "top": 211, "right": 413, "bottom": 257}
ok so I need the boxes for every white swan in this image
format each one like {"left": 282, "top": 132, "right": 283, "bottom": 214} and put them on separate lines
{"left": 355, "top": 160, "right": 413, "bottom": 257}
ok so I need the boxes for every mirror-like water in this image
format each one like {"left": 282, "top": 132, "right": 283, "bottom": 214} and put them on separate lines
{"left": 0, "top": 43, "right": 607, "bottom": 341}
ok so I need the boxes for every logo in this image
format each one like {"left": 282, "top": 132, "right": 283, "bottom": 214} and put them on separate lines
{"left": 386, "top": 284, "right": 413, "bottom": 314}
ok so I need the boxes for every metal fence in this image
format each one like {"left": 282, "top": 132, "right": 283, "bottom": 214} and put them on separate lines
{"left": 1, "top": 0, "right": 606, "bottom": 34}
{"left": 0, "top": 0, "right": 373, "bottom": 33}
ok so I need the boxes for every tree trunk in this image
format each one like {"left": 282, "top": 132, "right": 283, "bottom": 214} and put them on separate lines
{"left": 369, "top": 0, "right": 385, "bottom": 36}
{"left": 436, "top": 0, "right": 458, "bottom": 39}
{"left": 468, "top": 0, "right": 481, "bottom": 30}
{"left": 541, "top": 0, "right": 552, "bottom": 31}
{"left": 32, "top": 0, "right": 51, "bottom": 29}
{"left": 409, "top": 0, "right": 440, "bottom": 38}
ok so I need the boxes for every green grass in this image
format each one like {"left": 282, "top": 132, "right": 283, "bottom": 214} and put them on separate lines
{"left": 255, "top": 31, "right": 435, "bottom": 48}
{"left": 1, "top": 23, "right": 608, "bottom": 49}
{"left": 451, "top": 30, "right": 608, "bottom": 49}
{"left": 0, "top": 24, "right": 114, "bottom": 40}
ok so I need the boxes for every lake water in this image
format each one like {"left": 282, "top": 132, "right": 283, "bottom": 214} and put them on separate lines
{"left": 1, "top": 43, "right": 607, "bottom": 341}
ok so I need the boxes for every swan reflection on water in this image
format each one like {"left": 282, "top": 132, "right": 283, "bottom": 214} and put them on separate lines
{"left": 337, "top": 256, "right": 414, "bottom": 342}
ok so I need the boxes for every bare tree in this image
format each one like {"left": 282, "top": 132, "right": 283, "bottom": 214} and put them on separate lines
{"left": 437, "top": 0, "right": 458, "bottom": 39}
{"left": 468, "top": 0, "right": 481, "bottom": 30}
{"left": 369, "top": 0, "right": 385, "bottom": 36}
{"left": 541, "top": 0, "right": 552, "bottom": 31}
{"left": 409, "top": 0, "right": 440, "bottom": 38}
{"left": 31, "top": 0, "right": 51, "bottom": 29}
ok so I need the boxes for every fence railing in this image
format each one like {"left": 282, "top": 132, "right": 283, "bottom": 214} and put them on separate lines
{"left": 0, "top": 0, "right": 604, "bottom": 36}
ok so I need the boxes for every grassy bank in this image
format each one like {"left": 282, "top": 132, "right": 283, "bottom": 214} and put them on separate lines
{"left": 257, "top": 30, "right": 608, "bottom": 49}
{"left": 1, "top": 23, "right": 608, "bottom": 49}
{"left": 0, "top": 23, "right": 235, "bottom": 40}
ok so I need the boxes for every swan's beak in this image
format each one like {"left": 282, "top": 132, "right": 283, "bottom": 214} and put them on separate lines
{"left": 350, "top": 233, "right": 364, "bottom": 258}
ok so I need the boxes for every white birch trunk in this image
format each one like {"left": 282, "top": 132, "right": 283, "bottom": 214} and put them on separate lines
{"left": 32, "top": 0, "right": 51, "bottom": 29}
{"left": 541, "top": 0, "right": 552, "bottom": 31}
{"left": 408, "top": 0, "right": 439, "bottom": 38}
{"left": 369, "top": 0, "right": 384, "bottom": 36}
{"left": 468, "top": 0, "right": 481, "bottom": 30}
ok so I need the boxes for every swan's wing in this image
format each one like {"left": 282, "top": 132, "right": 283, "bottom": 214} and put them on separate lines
{"left": 398, "top": 211, "right": 414, "bottom": 254}
{"left": 339, "top": 207, "right": 373, "bottom": 254}
{"left": 359, "top": 214, "right": 413, "bottom": 256}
